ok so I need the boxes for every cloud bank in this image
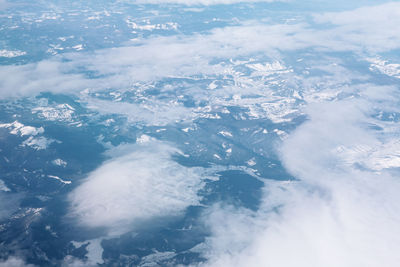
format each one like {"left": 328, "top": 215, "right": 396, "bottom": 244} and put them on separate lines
{"left": 68, "top": 139, "right": 205, "bottom": 235}
{"left": 197, "top": 85, "right": 400, "bottom": 266}
{"left": 1, "top": 2, "right": 400, "bottom": 99}
{"left": 2, "top": 2, "right": 400, "bottom": 265}
{"left": 133, "top": 0, "right": 285, "bottom": 5}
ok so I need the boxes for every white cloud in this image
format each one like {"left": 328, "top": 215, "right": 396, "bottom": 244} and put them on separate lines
{"left": 197, "top": 84, "right": 400, "bottom": 266}
{"left": 314, "top": 2, "right": 400, "bottom": 27}
{"left": 68, "top": 140, "right": 205, "bottom": 235}
{"left": 0, "top": 257, "right": 34, "bottom": 267}
{"left": 313, "top": 2, "right": 400, "bottom": 53}
{"left": 1, "top": 2, "right": 400, "bottom": 265}
{"left": 1, "top": 2, "right": 400, "bottom": 100}
{"left": 0, "top": 0, "right": 9, "bottom": 11}
{"left": 0, "top": 60, "right": 94, "bottom": 98}
{"left": 131, "top": 0, "right": 285, "bottom": 5}
{"left": 83, "top": 97, "right": 194, "bottom": 126}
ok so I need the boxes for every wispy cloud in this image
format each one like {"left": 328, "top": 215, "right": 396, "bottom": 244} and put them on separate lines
{"left": 314, "top": 2, "right": 400, "bottom": 53}
{"left": 0, "top": 60, "right": 94, "bottom": 99}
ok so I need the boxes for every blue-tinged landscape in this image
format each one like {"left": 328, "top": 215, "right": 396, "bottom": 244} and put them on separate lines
{"left": 0, "top": 0, "right": 400, "bottom": 266}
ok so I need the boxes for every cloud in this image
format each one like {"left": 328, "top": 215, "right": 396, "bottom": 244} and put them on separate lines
{"left": 1, "top": 2, "right": 400, "bottom": 265}
{"left": 130, "top": 0, "right": 285, "bottom": 5}
{"left": 83, "top": 97, "right": 194, "bottom": 126}
{"left": 68, "top": 139, "right": 205, "bottom": 235}
{"left": 314, "top": 2, "right": 400, "bottom": 53}
{"left": 1, "top": 2, "right": 400, "bottom": 100}
{"left": 314, "top": 1, "right": 400, "bottom": 27}
{"left": 0, "top": 0, "right": 9, "bottom": 11}
{"left": 0, "top": 60, "right": 94, "bottom": 99}
{"left": 0, "top": 257, "right": 35, "bottom": 267}
{"left": 196, "top": 83, "right": 400, "bottom": 266}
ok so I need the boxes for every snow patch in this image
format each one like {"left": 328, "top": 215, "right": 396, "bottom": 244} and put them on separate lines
{"left": 32, "top": 104, "right": 75, "bottom": 122}
{"left": 0, "top": 49, "right": 26, "bottom": 58}
{"left": 218, "top": 131, "right": 233, "bottom": 137}
{"left": 52, "top": 158, "right": 67, "bottom": 167}
{"left": 22, "top": 136, "right": 54, "bottom": 150}
{"left": 0, "top": 121, "right": 44, "bottom": 136}
{"left": 0, "top": 180, "right": 10, "bottom": 192}
{"left": 48, "top": 175, "right": 72, "bottom": 185}
{"left": 367, "top": 58, "right": 400, "bottom": 79}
